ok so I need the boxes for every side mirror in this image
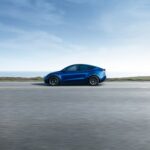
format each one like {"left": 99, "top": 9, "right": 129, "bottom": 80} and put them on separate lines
{"left": 61, "top": 69, "right": 66, "bottom": 73}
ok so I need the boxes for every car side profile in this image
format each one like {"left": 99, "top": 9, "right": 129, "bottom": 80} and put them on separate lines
{"left": 44, "top": 64, "right": 106, "bottom": 86}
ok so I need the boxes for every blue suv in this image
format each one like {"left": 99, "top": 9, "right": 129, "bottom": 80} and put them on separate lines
{"left": 44, "top": 64, "right": 106, "bottom": 86}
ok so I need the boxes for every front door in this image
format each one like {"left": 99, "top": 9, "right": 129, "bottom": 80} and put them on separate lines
{"left": 61, "top": 65, "right": 86, "bottom": 84}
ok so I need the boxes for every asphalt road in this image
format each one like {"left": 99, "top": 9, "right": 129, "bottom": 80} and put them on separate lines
{"left": 0, "top": 82, "right": 150, "bottom": 150}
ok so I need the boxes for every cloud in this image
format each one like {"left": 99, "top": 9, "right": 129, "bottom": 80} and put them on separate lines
{"left": 65, "top": 0, "right": 101, "bottom": 4}
{"left": 0, "top": 26, "right": 88, "bottom": 71}
{"left": 0, "top": 0, "right": 150, "bottom": 75}
{"left": 0, "top": 0, "right": 64, "bottom": 27}
{"left": 86, "top": 0, "right": 150, "bottom": 51}
{"left": 89, "top": 0, "right": 150, "bottom": 33}
{"left": 0, "top": 25, "right": 150, "bottom": 73}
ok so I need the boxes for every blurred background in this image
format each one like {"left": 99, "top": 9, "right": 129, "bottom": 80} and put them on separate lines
{"left": 0, "top": 0, "right": 150, "bottom": 77}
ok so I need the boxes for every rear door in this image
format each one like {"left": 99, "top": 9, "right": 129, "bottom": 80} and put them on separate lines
{"left": 78, "top": 65, "right": 91, "bottom": 80}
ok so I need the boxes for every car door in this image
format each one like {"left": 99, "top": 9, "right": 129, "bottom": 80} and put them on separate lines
{"left": 78, "top": 65, "right": 90, "bottom": 81}
{"left": 61, "top": 65, "right": 86, "bottom": 84}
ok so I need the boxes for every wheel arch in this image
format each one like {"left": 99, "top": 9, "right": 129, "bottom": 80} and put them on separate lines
{"left": 88, "top": 75, "right": 101, "bottom": 82}
{"left": 49, "top": 74, "right": 61, "bottom": 80}
{"left": 48, "top": 74, "right": 61, "bottom": 83}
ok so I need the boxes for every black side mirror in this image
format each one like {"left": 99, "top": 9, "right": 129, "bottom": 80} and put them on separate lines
{"left": 61, "top": 69, "right": 66, "bottom": 73}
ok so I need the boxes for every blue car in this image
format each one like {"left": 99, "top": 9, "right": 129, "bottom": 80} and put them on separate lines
{"left": 44, "top": 64, "right": 106, "bottom": 86}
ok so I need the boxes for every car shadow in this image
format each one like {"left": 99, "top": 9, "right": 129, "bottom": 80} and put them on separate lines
{"left": 32, "top": 82, "right": 104, "bottom": 87}
{"left": 32, "top": 83, "right": 48, "bottom": 86}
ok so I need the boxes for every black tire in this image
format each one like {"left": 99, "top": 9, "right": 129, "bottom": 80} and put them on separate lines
{"left": 48, "top": 76, "right": 59, "bottom": 86}
{"left": 89, "top": 76, "right": 99, "bottom": 86}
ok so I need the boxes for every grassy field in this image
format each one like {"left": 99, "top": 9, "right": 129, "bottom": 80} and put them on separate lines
{"left": 0, "top": 77, "right": 43, "bottom": 82}
{"left": 107, "top": 76, "right": 150, "bottom": 81}
{"left": 0, "top": 76, "right": 150, "bottom": 82}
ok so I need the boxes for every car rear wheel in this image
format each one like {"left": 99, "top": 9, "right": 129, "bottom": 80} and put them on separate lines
{"left": 89, "top": 76, "right": 99, "bottom": 86}
{"left": 49, "top": 77, "right": 59, "bottom": 86}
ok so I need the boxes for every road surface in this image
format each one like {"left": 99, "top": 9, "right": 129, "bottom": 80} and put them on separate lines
{"left": 0, "top": 82, "right": 150, "bottom": 150}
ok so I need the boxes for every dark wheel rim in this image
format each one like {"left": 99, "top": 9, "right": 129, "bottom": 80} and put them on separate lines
{"left": 89, "top": 77, "right": 98, "bottom": 86}
{"left": 49, "top": 77, "right": 59, "bottom": 86}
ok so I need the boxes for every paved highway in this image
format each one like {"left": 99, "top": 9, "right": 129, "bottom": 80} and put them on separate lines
{"left": 0, "top": 82, "right": 150, "bottom": 150}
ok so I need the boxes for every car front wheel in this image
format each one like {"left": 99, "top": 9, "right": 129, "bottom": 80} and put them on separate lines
{"left": 49, "top": 77, "right": 59, "bottom": 86}
{"left": 89, "top": 76, "right": 99, "bottom": 86}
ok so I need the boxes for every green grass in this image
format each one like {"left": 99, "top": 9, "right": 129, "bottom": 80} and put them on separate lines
{"left": 0, "top": 77, "right": 43, "bottom": 82}
{"left": 0, "top": 76, "right": 150, "bottom": 82}
{"left": 107, "top": 76, "right": 150, "bottom": 81}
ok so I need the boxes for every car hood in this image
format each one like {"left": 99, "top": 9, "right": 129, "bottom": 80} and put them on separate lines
{"left": 46, "top": 71, "right": 61, "bottom": 77}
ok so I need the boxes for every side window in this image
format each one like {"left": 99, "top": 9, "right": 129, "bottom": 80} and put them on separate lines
{"left": 88, "top": 66, "right": 94, "bottom": 70}
{"left": 79, "top": 65, "right": 94, "bottom": 71}
{"left": 65, "top": 65, "right": 78, "bottom": 72}
{"left": 79, "top": 65, "right": 89, "bottom": 71}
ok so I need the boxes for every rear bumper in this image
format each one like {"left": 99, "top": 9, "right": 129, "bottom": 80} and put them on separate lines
{"left": 100, "top": 75, "right": 106, "bottom": 82}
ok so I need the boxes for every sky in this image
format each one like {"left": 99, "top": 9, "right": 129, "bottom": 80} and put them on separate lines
{"left": 0, "top": 0, "right": 150, "bottom": 77}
